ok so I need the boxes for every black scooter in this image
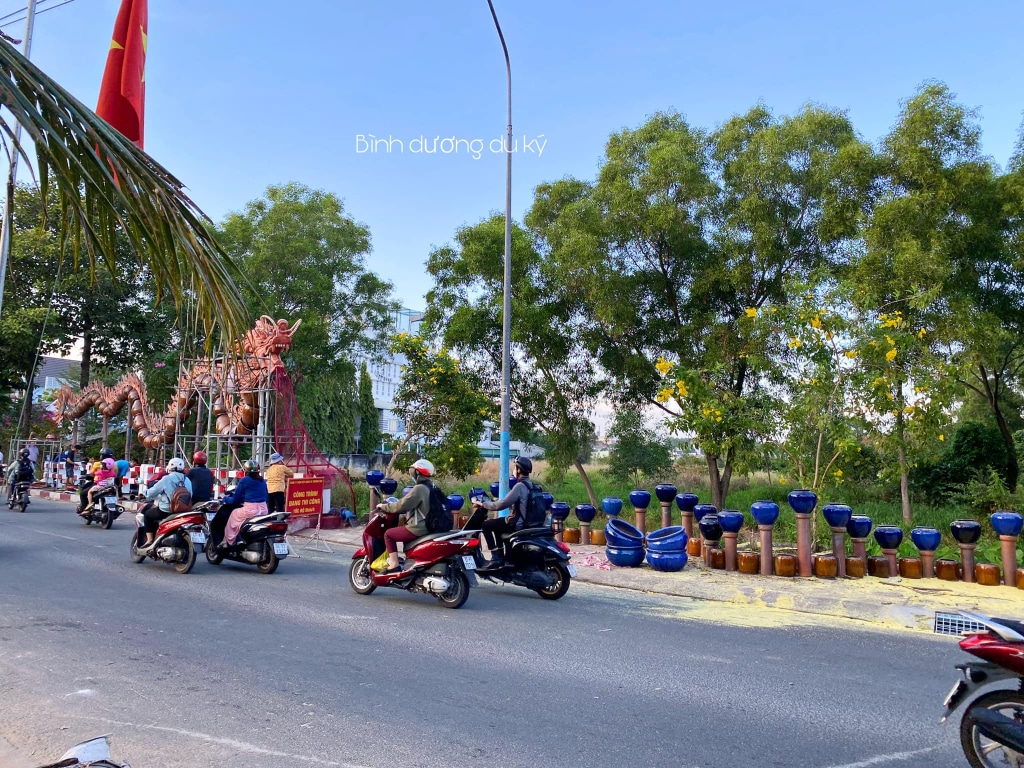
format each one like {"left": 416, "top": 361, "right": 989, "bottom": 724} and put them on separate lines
{"left": 7, "top": 480, "right": 31, "bottom": 512}
{"left": 470, "top": 504, "right": 575, "bottom": 600}
{"left": 79, "top": 484, "right": 124, "bottom": 529}
{"left": 203, "top": 499, "right": 290, "bottom": 575}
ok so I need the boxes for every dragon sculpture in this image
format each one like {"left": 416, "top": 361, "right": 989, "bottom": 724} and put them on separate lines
{"left": 52, "top": 316, "right": 302, "bottom": 450}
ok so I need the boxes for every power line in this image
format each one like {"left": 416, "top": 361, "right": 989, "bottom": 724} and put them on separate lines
{"left": 0, "top": 0, "right": 55, "bottom": 26}
{"left": 1, "top": 0, "right": 74, "bottom": 30}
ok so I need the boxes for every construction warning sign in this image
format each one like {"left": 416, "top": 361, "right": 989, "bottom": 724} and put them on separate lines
{"left": 286, "top": 476, "right": 324, "bottom": 517}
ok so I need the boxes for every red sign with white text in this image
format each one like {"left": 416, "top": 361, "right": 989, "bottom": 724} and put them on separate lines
{"left": 285, "top": 476, "right": 324, "bottom": 516}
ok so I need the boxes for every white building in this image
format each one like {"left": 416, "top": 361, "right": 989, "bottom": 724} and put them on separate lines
{"left": 361, "top": 307, "right": 423, "bottom": 449}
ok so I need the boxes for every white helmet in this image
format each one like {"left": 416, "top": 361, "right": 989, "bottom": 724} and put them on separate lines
{"left": 410, "top": 458, "right": 435, "bottom": 478}
{"left": 167, "top": 457, "right": 186, "bottom": 472}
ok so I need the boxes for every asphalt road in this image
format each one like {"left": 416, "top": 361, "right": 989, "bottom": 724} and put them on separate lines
{"left": 0, "top": 498, "right": 973, "bottom": 768}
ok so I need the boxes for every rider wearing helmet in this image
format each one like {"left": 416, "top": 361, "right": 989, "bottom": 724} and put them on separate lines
{"left": 473, "top": 456, "right": 535, "bottom": 569}
{"left": 375, "top": 458, "right": 437, "bottom": 574}
{"left": 139, "top": 457, "right": 193, "bottom": 550}
{"left": 186, "top": 450, "right": 215, "bottom": 504}
{"left": 8, "top": 448, "right": 34, "bottom": 501}
{"left": 218, "top": 459, "right": 269, "bottom": 548}
{"left": 81, "top": 457, "right": 118, "bottom": 513}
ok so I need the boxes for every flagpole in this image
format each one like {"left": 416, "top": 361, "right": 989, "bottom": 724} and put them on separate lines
{"left": 0, "top": 0, "right": 40, "bottom": 320}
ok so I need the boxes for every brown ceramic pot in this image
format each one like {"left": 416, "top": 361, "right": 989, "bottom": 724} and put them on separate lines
{"left": 708, "top": 547, "right": 726, "bottom": 569}
{"left": 590, "top": 529, "right": 607, "bottom": 546}
{"left": 737, "top": 551, "right": 760, "bottom": 574}
{"left": 898, "top": 557, "right": 923, "bottom": 579}
{"left": 867, "top": 556, "right": 890, "bottom": 578}
{"left": 935, "top": 559, "right": 961, "bottom": 581}
{"left": 814, "top": 554, "right": 838, "bottom": 579}
{"left": 563, "top": 528, "right": 580, "bottom": 544}
{"left": 686, "top": 537, "right": 703, "bottom": 556}
{"left": 773, "top": 554, "right": 797, "bottom": 577}
{"left": 1017, "top": 568, "right": 1024, "bottom": 590}
{"left": 845, "top": 556, "right": 866, "bottom": 578}
{"left": 975, "top": 563, "right": 1001, "bottom": 586}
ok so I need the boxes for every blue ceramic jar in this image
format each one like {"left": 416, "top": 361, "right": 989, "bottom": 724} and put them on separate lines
{"left": 910, "top": 527, "right": 941, "bottom": 552}
{"left": 542, "top": 493, "right": 554, "bottom": 511}
{"left": 629, "top": 490, "right": 652, "bottom": 509}
{"left": 990, "top": 511, "right": 1024, "bottom": 537}
{"left": 646, "top": 525, "right": 689, "bottom": 552}
{"left": 447, "top": 494, "right": 465, "bottom": 511}
{"left": 490, "top": 482, "right": 501, "bottom": 499}
{"left": 873, "top": 526, "right": 903, "bottom": 550}
{"left": 365, "top": 470, "right": 384, "bottom": 487}
{"left": 698, "top": 514, "right": 723, "bottom": 543}
{"left": 676, "top": 493, "right": 699, "bottom": 512}
{"left": 655, "top": 484, "right": 678, "bottom": 503}
{"left": 750, "top": 501, "right": 780, "bottom": 526}
{"left": 645, "top": 549, "right": 688, "bottom": 571}
{"left": 788, "top": 489, "right": 818, "bottom": 515}
{"left": 606, "top": 545, "right": 645, "bottom": 567}
{"left": 950, "top": 520, "right": 982, "bottom": 545}
{"left": 550, "top": 502, "right": 571, "bottom": 522}
{"left": 718, "top": 510, "right": 745, "bottom": 534}
{"left": 575, "top": 504, "right": 597, "bottom": 523}
{"left": 845, "top": 515, "right": 872, "bottom": 539}
{"left": 602, "top": 497, "right": 623, "bottom": 517}
{"left": 693, "top": 504, "right": 717, "bottom": 524}
{"left": 822, "top": 504, "right": 852, "bottom": 528}
{"left": 606, "top": 517, "right": 645, "bottom": 547}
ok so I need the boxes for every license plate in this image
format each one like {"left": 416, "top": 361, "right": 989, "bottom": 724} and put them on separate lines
{"left": 273, "top": 542, "right": 288, "bottom": 556}
{"left": 190, "top": 531, "right": 207, "bottom": 545}
{"left": 462, "top": 555, "right": 477, "bottom": 570}
{"left": 567, "top": 564, "right": 577, "bottom": 577}
{"left": 943, "top": 679, "right": 968, "bottom": 710}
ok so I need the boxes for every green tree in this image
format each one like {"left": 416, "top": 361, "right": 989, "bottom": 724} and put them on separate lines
{"left": 299, "top": 363, "right": 358, "bottom": 455}
{"left": 358, "top": 361, "right": 381, "bottom": 455}
{"left": 607, "top": 406, "right": 672, "bottom": 487}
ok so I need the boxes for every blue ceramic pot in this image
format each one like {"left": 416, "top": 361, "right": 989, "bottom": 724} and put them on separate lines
{"left": 447, "top": 494, "right": 465, "bottom": 512}
{"left": 846, "top": 515, "right": 872, "bottom": 539}
{"left": 910, "top": 527, "right": 941, "bottom": 552}
{"left": 365, "top": 470, "right": 384, "bottom": 487}
{"left": 509, "top": 476, "right": 518, "bottom": 489}
{"left": 602, "top": 497, "right": 623, "bottom": 517}
{"left": 575, "top": 504, "right": 597, "bottom": 523}
{"left": 676, "top": 493, "right": 699, "bottom": 512}
{"left": 468, "top": 487, "right": 487, "bottom": 501}
{"left": 873, "top": 526, "right": 903, "bottom": 550}
{"left": 950, "top": 520, "right": 982, "bottom": 545}
{"left": 550, "top": 502, "right": 571, "bottom": 522}
{"left": 606, "top": 545, "right": 645, "bottom": 568}
{"left": 822, "top": 504, "right": 852, "bottom": 528}
{"left": 991, "top": 511, "right": 1024, "bottom": 537}
{"left": 402, "top": 485, "right": 414, "bottom": 498}
{"left": 646, "top": 549, "right": 688, "bottom": 572}
{"left": 629, "top": 490, "right": 652, "bottom": 509}
{"left": 490, "top": 482, "right": 501, "bottom": 499}
{"left": 718, "top": 510, "right": 745, "bottom": 534}
{"left": 693, "top": 504, "right": 717, "bottom": 524}
{"left": 750, "top": 501, "right": 780, "bottom": 527}
{"left": 646, "top": 526, "right": 689, "bottom": 552}
{"left": 606, "top": 517, "right": 645, "bottom": 547}
{"left": 542, "top": 493, "right": 554, "bottom": 511}
{"left": 698, "top": 514, "right": 723, "bottom": 542}
{"left": 788, "top": 489, "right": 818, "bottom": 515}
{"left": 379, "top": 477, "right": 399, "bottom": 496}
{"left": 655, "top": 484, "right": 678, "bottom": 503}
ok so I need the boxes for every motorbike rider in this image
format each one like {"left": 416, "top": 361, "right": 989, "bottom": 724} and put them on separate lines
{"left": 78, "top": 448, "right": 114, "bottom": 512}
{"left": 81, "top": 458, "right": 118, "bottom": 513}
{"left": 213, "top": 459, "right": 268, "bottom": 548}
{"left": 8, "top": 448, "right": 35, "bottom": 500}
{"left": 473, "top": 456, "right": 535, "bottom": 569}
{"left": 138, "top": 457, "right": 192, "bottom": 551}
{"left": 375, "top": 458, "right": 436, "bottom": 575}
{"left": 186, "top": 451, "right": 215, "bottom": 504}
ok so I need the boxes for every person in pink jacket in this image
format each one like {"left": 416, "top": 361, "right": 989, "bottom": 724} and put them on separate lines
{"left": 81, "top": 458, "right": 117, "bottom": 513}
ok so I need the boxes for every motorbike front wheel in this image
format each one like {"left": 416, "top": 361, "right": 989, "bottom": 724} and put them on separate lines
{"left": 129, "top": 530, "right": 145, "bottom": 563}
{"left": 437, "top": 570, "right": 469, "bottom": 609}
{"left": 257, "top": 542, "right": 279, "bottom": 575}
{"left": 536, "top": 562, "right": 571, "bottom": 600}
{"left": 206, "top": 539, "right": 224, "bottom": 565}
{"left": 173, "top": 535, "right": 198, "bottom": 574}
{"left": 960, "top": 690, "right": 1024, "bottom": 768}
{"left": 349, "top": 557, "right": 377, "bottom": 595}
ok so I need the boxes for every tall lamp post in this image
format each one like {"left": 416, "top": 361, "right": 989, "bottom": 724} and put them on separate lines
{"left": 486, "top": 0, "right": 513, "bottom": 506}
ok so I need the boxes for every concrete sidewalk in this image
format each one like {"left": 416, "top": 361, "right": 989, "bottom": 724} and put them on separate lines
{"left": 287, "top": 522, "right": 1024, "bottom": 633}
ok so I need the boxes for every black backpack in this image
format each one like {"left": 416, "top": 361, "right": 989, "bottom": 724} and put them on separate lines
{"left": 425, "top": 483, "right": 453, "bottom": 533}
{"left": 518, "top": 479, "right": 547, "bottom": 529}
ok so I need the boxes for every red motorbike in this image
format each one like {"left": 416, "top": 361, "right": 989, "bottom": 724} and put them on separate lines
{"left": 941, "top": 611, "right": 1024, "bottom": 768}
{"left": 129, "top": 508, "right": 208, "bottom": 574}
{"left": 348, "top": 508, "right": 483, "bottom": 609}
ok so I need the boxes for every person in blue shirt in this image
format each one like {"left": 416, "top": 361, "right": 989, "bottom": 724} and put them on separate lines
{"left": 115, "top": 457, "right": 130, "bottom": 498}
{"left": 138, "top": 457, "right": 193, "bottom": 551}
{"left": 209, "top": 459, "right": 268, "bottom": 548}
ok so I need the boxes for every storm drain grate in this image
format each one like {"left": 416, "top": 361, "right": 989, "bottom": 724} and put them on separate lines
{"left": 934, "top": 611, "right": 987, "bottom": 636}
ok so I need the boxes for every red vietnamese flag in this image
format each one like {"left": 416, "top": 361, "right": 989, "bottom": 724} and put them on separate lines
{"left": 96, "top": 0, "right": 148, "bottom": 149}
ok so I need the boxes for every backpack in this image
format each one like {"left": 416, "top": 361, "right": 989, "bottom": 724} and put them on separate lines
{"left": 518, "top": 479, "right": 548, "bottom": 529}
{"left": 169, "top": 477, "right": 193, "bottom": 514}
{"left": 425, "top": 483, "right": 453, "bottom": 533}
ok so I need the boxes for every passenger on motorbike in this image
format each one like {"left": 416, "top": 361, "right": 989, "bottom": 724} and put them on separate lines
{"left": 186, "top": 451, "right": 215, "bottom": 504}
{"left": 138, "top": 457, "right": 192, "bottom": 551}
{"left": 217, "top": 459, "right": 269, "bottom": 548}
{"left": 8, "top": 449, "right": 34, "bottom": 500}
{"left": 473, "top": 456, "right": 534, "bottom": 569}
{"left": 81, "top": 458, "right": 117, "bottom": 513}
{"left": 375, "top": 458, "right": 436, "bottom": 575}
{"left": 78, "top": 448, "right": 114, "bottom": 512}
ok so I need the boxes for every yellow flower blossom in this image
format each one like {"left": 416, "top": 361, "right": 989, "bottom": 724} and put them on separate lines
{"left": 917, "top": 329, "right": 927, "bottom": 339}
{"left": 844, "top": 350, "right": 857, "bottom": 359}
{"left": 655, "top": 387, "right": 673, "bottom": 403}
{"left": 834, "top": 469, "right": 843, "bottom": 478}
{"left": 676, "top": 381, "right": 688, "bottom": 397}
{"left": 810, "top": 315, "right": 822, "bottom": 330}
{"left": 769, "top": 307, "right": 778, "bottom": 314}
{"left": 885, "top": 348, "right": 897, "bottom": 362}
{"left": 788, "top": 338, "right": 802, "bottom": 348}
{"left": 745, "top": 308, "right": 757, "bottom": 318}
{"left": 885, "top": 335, "right": 895, "bottom": 347}
{"left": 939, "top": 434, "right": 944, "bottom": 442}
{"left": 655, "top": 357, "right": 673, "bottom": 376}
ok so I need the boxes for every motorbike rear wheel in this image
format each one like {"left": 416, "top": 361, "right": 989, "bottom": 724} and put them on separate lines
{"left": 84, "top": 511, "right": 92, "bottom": 525}
{"left": 129, "top": 530, "right": 145, "bottom": 563}
{"left": 18, "top": 497, "right": 26, "bottom": 513}
{"left": 536, "top": 562, "right": 571, "bottom": 600}
{"left": 206, "top": 539, "right": 224, "bottom": 565}
{"left": 173, "top": 535, "right": 198, "bottom": 574}
{"left": 257, "top": 542, "right": 279, "bottom": 575}
{"left": 437, "top": 570, "right": 469, "bottom": 609}
{"left": 349, "top": 556, "right": 376, "bottom": 595}
{"left": 960, "top": 690, "right": 1024, "bottom": 768}
{"left": 100, "top": 508, "right": 112, "bottom": 529}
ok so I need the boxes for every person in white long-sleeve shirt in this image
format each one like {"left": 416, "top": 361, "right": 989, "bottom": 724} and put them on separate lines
{"left": 139, "top": 457, "right": 192, "bottom": 550}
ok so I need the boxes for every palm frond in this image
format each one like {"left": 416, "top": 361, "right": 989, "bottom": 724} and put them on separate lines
{"left": 0, "top": 36, "right": 250, "bottom": 346}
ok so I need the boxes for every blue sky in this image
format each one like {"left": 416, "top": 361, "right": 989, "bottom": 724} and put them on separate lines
{"left": 7, "top": 0, "right": 1024, "bottom": 310}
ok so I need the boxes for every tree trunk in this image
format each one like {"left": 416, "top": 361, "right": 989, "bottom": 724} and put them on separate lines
{"left": 990, "top": 398, "right": 1019, "bottom": 493}
{"left": 573, "top": 459, "right": 599, "bottom": 508}
{"left": 80, "top": 310, "right": 93, "bottom": 388}
{"left": 897, "top": 446, "right": 912, "bottom": 525}
{"left": 706, "top": 454, "right": 723, "bottom": 509}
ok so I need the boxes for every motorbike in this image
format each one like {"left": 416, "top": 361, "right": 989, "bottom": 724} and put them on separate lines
{"left": 79, "top": 482, "right": 124, "bottom": 529}
{"left": 940, "top": 610, "right": 1024, "bottom": 767}
{"left": 7, "top": 479, "right": 31, "bottom": 512}
{"left": 129, "top": 507, "right": 207, "bottom": 574}
{"left": 349, "top": 508, "right": 481, "bottom": 609}
{"left": 468, "top": 502, "right": 575, "bottom": 599}
{"left": 33, "top": 734, "right": 129, "bottom": 768}
{"left": 201, "top": 499, "right": 290, "bottom": 574}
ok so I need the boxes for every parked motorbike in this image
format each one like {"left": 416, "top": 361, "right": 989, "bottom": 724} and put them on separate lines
{"left": 129, "top": 508, "right": 207, "bottom": 574}
{"left": 468, "top": 503, "right": 575, "bottom": 599}
{"left": 33, "top": 734, "right": 129, "bottom": 768}
{"left": 349, "top": 508, "right": 480, "bottom": 608}
{"left": 940, "top": 610, "right": 1024, "bottom": 767}
{"left": 7, "top": 479, "right": 31, "bottom": 512}
{"left": 80, "top": 483, "right": 124, "bottom": 529}
{"left": 202, "top": 499, "right": 290, "bottom": 574}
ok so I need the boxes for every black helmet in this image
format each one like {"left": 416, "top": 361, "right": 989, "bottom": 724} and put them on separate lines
{"left": 514, "top": 456, "right": 532, "bottom": 475}
{"left": 100, "top": 447, "right": 114, "bottom": 459}
{"left": 243, "top": 459, "right": 261, "bottom": 476}
{"left": 19, "top": 448, "right": 29, "bottom": 459}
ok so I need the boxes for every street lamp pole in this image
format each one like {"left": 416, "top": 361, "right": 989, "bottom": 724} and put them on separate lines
{"left": 0, "top": 0, "right": 39, "bottom": 320}
{"left": 486, "top": 0, "right": 513, "bottom": 505}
